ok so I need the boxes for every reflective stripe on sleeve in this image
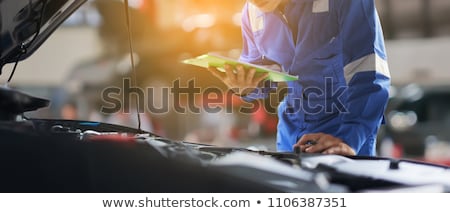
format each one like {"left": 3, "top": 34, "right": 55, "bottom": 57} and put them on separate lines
{"left": 344, "top": 53, "right": 390, "bottom": 84}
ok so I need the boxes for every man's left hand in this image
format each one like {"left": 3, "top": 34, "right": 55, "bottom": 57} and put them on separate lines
{"left": 294, "top": 133, "right": 356, "bottom": 156}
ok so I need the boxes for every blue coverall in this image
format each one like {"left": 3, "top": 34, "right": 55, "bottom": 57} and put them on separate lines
{"left": 239, "top": 0, "right": 391, "bottom": 156}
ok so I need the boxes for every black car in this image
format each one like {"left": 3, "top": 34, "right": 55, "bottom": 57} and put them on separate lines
{"left": 378, "top": 84, "right": 450, "bottom": 163}
{"left": 1, "top": 0, "right": 450, "bottom": 193}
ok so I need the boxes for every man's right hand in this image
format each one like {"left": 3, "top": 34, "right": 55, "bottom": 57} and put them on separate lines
{"left": 208, "top": 64, "right": 269, "bottom": 96}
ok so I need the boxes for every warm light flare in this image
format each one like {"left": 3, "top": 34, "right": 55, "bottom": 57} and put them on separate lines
{"left": 182, "top": 14, "right": 216, "bottom": 32}
{"left": 232, "top": 12, "right": 242, "bottom": 26}
{"left": 127, "top": 0, "right": 144, "bottom": 9}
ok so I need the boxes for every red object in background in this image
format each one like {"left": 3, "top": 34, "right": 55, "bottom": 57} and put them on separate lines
{"left": 252, "top": 105, "right": 278, "bottom": 134}
{"left": 412, "top": 158, "right": 450, "bottom": 167}
{"left": 86, "top": 134, "right": 136, "bottom": 143}
{"left": 229, "top": 127, "right": 241, "bottom": 141}
{"left": 391, "top": 143, "right": 403, "bottom": 158}
{"left": 426, "top": 159, "right": 450, "bottom": 167}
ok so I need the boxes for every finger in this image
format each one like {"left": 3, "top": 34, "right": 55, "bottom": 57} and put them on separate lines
{"left": 253, "top": 72, "right": 269, "bottom": 85}
{"left": 297, "top": 133, "right": 322, "bottom": 145}
{"left": 224, "top": 64, "right": 236, "bottom": 82}
{"left": 293, "top": 134, "right": 319, "bottom": 152}
{"left": 294, "top": 141, "right": 317, "bottom": 151}
{"left": 208, "top": 66, "right": 218, "bottom": 72}
{"left": 296, "top": 144, "right": 311, "bottom": 152}
{"left": 236, "top": 65, "right": 246, "bottom": 83}
{"left": 322, "top": 145, "right": 355, "bottom": 156}
{"left": 304, "top": 141, "right": 329, "bottom": 153}
{"left": 304, "top": 136, "right": 338, "bottom": 153}
{"left": 294, "top": 133, "right": 321, "bottom": 152}
{"left": 246, "top": 68, "right": 256, "bottom": 84}
{"left": 209, "top": 67, "right": 226, "bottom": 80}
{"left": 322, "top": 146, "right": 342, "bottom": 155}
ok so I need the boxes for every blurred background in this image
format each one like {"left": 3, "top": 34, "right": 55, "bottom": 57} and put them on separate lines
{"left": 1, "top": 0, "right": 450, "bottom": 164}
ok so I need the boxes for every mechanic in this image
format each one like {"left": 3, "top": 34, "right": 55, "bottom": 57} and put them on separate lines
{"left": 209, "top": 0, "right": 391, "bottom": 156}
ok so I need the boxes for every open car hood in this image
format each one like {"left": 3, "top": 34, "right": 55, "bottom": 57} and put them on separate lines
{"left": 1, "top": 118, "right": 450, "bottom": 192}
{"left": 0, "top": 0, "right": 86, "bottom": 69}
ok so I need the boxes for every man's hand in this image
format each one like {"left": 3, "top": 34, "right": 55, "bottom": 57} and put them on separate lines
{"left": 208, "top": 64, "right": 268, "bottom": 96}
{"left": 294, "top": 133, "right": 356, "bottom": 156}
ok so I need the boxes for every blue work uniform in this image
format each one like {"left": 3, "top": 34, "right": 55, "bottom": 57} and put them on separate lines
{"left": 239, "top": 0, "right": 391, "bottom": 156}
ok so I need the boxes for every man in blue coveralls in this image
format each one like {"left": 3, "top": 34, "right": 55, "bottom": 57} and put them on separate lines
{"left": 209, "top": 0, "right": 391, "bottom": 156}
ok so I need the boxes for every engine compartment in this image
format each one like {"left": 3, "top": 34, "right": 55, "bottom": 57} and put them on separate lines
{"left": 1, "top": 117, "right": 450, "bottom": 193}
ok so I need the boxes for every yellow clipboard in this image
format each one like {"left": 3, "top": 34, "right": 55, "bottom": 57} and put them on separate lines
{"left": 182, "top": 53, "right": 298, "bottom": 82}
